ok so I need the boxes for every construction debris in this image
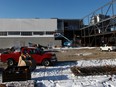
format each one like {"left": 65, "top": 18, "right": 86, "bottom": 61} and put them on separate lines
{"left": 71, "top": 65, "right": 116, "bottom": 76}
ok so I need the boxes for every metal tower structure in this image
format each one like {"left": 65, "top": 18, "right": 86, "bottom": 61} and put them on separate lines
{"left": 80, "top": 0, "right": 116, "bottom": 46}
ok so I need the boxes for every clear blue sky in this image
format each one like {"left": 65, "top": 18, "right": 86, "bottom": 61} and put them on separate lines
{"left": 0, "top": 0, "right": 111, "bottom": 19}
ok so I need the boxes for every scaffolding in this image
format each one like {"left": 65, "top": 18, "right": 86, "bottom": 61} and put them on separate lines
{"left": 80, "top": 0, "right": 116, "bottom": 46}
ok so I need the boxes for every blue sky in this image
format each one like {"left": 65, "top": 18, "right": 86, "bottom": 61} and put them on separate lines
{"left": 0, "top": 0, "right": 111, "bottom": 19}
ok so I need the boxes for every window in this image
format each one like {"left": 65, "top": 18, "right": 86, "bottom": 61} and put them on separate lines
{"left": 33, "top": 32, "right": 44, "bottom": 35}
{"left": 0, "top": 32, "right": 7, "bottom": 36}
{"left": 29, "top": 49, "right": 38, "bottom": 54}
{"left": 46, "top": 31, "right": 54, "bottom": 35}
{"left": 8, "top": 32, "right": 20, "bottom": 35}
{"left": 21, "top": 32, "right": 32, "bottom": 36}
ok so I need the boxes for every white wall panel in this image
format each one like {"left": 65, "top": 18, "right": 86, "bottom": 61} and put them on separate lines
{"left": 0, "top": 19, "right": 57, "bottom": 31}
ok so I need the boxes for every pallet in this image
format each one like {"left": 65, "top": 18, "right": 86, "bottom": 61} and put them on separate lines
{"left": 2, "top": 66, "right": 31, "bottom": 82}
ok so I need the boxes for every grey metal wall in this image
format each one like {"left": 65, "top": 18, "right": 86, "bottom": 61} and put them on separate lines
{"left": 0, "top": 19, "right": 57, "bottom": 31}
{"left": 0, "top": 37, "right": 61, "bottom": 48}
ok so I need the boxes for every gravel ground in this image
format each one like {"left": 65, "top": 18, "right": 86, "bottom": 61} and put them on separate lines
{"left": 55, "top": 47, "right": 116, "bottom": 61}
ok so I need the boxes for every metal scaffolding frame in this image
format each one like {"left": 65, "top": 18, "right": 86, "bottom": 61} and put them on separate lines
{"left": 80, "top": 0, "right": 116, "bottom": 46}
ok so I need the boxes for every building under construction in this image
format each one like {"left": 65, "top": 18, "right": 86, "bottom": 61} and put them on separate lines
{"left": 55, "top": 0, "right": 116, "bottom": 47}
{"left": 80, "top": 0, "right": 116, "bottom": 46}
{"left": 0, "top": 0, "right": 115, "bottom": 48}
{"left": 55, "top": 19, "right": 83, "bottom": 46}
{"left": 0, "top": 18, "right": 83, "bottom": 48}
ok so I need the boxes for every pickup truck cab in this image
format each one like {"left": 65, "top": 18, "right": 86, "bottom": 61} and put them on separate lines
{"left": 0, "top": 47, "right": 57, "bottom": 66}
{"left": 100, "top": 44, "right": 116, "bottom": 52}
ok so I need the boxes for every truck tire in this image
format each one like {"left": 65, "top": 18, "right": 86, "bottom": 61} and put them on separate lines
{"left": 7, "top": 59, "right": 15, "bottom": 66}
{"left": 100, "top": 48, "right": 103, "bottom": 52}
{"left": 42, "top": 59, "right": 51, "bottom": 66}
{"left": 108, "top": 49, "right": 111, "bottom": 52}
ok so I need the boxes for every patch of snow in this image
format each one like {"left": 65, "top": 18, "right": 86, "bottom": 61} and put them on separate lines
{"left": 52, "top": 47, "right": 96, "bottom": 51}
{"left": 32, "top": 59, "right": 116, "bottom": 87}
{"left": 75, "top": 52, "right": 93, "bottom": 56}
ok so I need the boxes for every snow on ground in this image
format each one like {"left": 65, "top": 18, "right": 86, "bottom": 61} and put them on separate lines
{"left": 51, "top": 47, "right": 96, "bottom": 52}
{"left": 31, "top": 59, "right": 116, "bottom": 87}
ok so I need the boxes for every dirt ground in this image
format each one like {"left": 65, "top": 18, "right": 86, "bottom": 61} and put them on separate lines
{"left": 55, "top": 47, "right": 116, "bottom": 61}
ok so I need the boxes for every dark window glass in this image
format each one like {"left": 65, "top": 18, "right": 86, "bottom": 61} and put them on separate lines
{"left": 0, "top": 32, "right": 7, "bottom": 36}
{"left": 21, "top": 32, "right": 32, "bottom": 36}
{"left": 46, "top": 31, "right": 54, "bottom": 35}
{"left": 8, "top": 32, "right": 20, "bottom": 35}
{"left": 33, "top": 32, "right": 44, "bottom": 35}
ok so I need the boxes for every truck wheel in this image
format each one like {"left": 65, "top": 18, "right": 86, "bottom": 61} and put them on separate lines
{"left": 7, "top": 59, "right": 15, "bottom": 66}
{"left": 100, "top": 48, "right": 103, "bottom": 52}
{"left": 42, "top": 59, "right": 51, "bottom": 66}
{"left": 108, "top": 49, "right": 111, "bottom": 52}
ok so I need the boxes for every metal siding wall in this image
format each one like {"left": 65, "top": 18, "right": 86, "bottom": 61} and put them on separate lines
{"left": 0, "top": 37, "right": 61, "bottom": 48}
{"left": 0, "top": 19, "right": 57, "bottom": 31}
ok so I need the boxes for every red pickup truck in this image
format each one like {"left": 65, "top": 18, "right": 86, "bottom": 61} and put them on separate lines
{"left": 0, "top": 47, "right": 57, "bottom": 66}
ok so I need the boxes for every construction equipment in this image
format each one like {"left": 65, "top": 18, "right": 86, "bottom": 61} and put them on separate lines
{"left": 54, "top": 33, "right": 72, "bottom": 47}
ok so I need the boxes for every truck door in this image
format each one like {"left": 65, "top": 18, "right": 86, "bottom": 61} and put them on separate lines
{"left": 29, "top": 49, "right": 43, "bottom": 64}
